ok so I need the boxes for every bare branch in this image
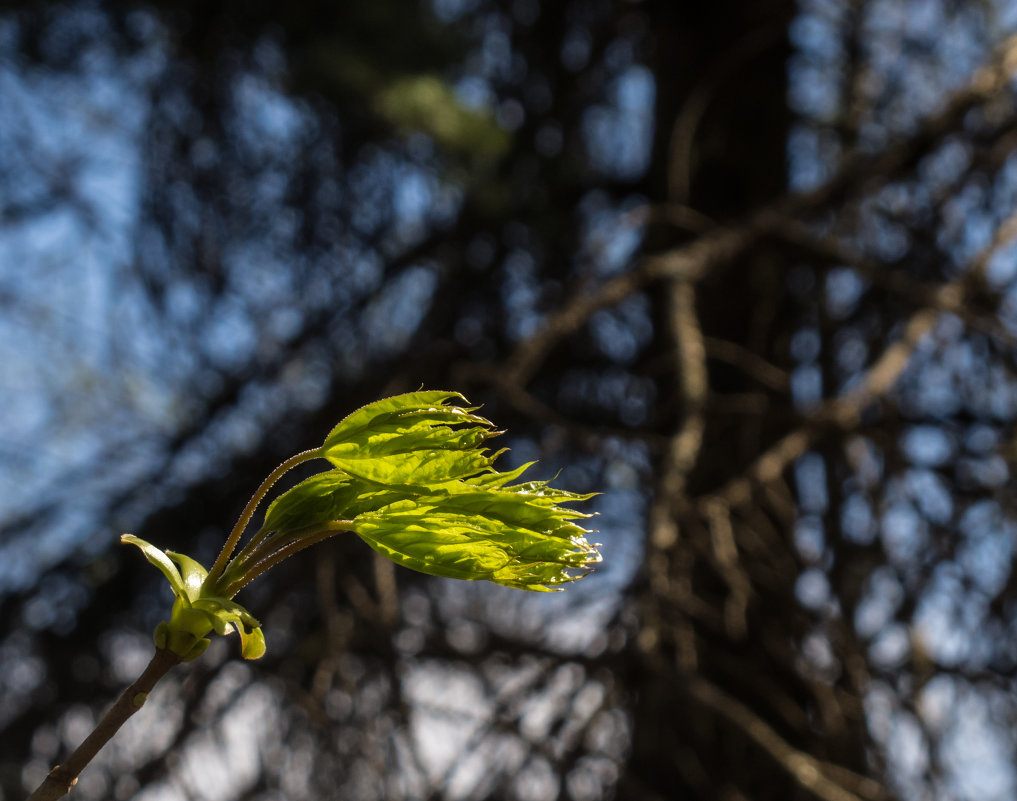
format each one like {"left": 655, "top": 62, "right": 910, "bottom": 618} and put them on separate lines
{"left": 688, "top": 677, "right": 890, "bottom": 801}
{"left": 27, "top": 649, "right": 181, "bottom": 801}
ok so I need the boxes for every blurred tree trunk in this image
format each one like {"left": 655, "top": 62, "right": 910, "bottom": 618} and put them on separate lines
{"left": 617, "top": 2, "right": 874, "bottom": 799}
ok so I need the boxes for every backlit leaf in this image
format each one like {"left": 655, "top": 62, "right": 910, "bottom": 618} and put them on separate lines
{"left": 351, "top": 484, "right": 600, "bottom": 591}
{"left": 261, "top": 471, "right": 361, "bottom": 534}
{"left": 322, "top": 391, "right": 500, "bottom": 484}
{"left": 122, "top": 535, "right": 187, "bottom": 598}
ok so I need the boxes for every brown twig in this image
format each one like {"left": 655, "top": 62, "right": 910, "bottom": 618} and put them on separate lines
{"left": 688, "top": 677, "right": 878, "bottom": 801}
{"left": 704, "top": 335, "right": 789, "bottom": 392}
{"left": 26, "top": 648, "right": 181, "bottom": 801}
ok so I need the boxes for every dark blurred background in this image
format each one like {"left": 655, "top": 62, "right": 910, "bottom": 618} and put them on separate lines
{"left": 3, "top": 0, "right": 1017, "bottom": 799}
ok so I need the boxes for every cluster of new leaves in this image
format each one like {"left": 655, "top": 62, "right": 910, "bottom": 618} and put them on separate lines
{"left": 126, "top": 392, "right": 600, "bottom": 661}
{"left": 263, "top": 391, "right": 601, "bottom": 591}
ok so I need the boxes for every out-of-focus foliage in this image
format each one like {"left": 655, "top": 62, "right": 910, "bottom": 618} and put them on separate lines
{"left": 5, "top": 0, "right": 1017, "bottom": 800}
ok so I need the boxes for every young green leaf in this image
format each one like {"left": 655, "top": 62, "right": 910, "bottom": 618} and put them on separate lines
{"left": 261, "top": 470, "right": 361, "bottom": 534}
{"left": 262, "top": 396, "right": 601, "bottom": 591}
{"left": 122, "top": 535, "right": 187, "bottom": 598}
{"left": 238, "top": 625, "right": 267, "bottom": 660}
{"left": 166, "top": 551, "right": 209, "bottom": 602}
{"left": 322, "top": 391, "right": 501, "bottom": 484}
{"left": 350, "top": 483, "right": 600, "bottom": 591}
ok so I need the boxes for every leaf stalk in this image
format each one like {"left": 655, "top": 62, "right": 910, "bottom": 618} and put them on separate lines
{"left": 207, "top": 448, "right": 323, "bottom": 583}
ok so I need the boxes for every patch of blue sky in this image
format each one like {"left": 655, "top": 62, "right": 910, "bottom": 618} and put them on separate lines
{"left": 454, "top": 75, "right": 494, "bottom": 110}
{"left": 795, "top": 568, "right": 831, "bottom": 612}
{"left": 998, "top": 0, "right": 1017, "bottom": 30}
{"left": 885, "top": 710, "right": 931, "bottom": 794}
{"left": 392, "top": 164, "right": 437, "bottom": 244}
{"left": 801, "top": 629, "right": 838, "bottom": 677}
{"left": 919, "top": 136, "right": 971, "bottom": 193}
{"left": 222, "top": 240, "right": 296, "bottom": 303}
{"left": 793, "top": 515, "right": 825, "bottom": 563}
{"left": 789, "top": 7, "right": 844, "bottom": 60}
{"left": 855, "top": 566, "right": 904, "bottom": 638}
{"left": 590, "top": 294, "right": 653, "bottom": 365}
{"left": 577, "top": 191, "right": 646, "bottom": 278}
{"left": 791, "top": 364, "right": 823, "bottom": 411}
{"left": 991, "top": 149, "right": 1017, "bottom": 213}
{"left": 335, "top": 244, "right": 385, "bottom": 297}
{"left": 348, "top": 148, "right": 402, "bottom": 236}
{"left": 841, "top": 492, "right": 877, "bottom": 545}
{"left": 403, "top": 660, "right": 494, "bottom": 776}
{"left": 203, "top": 296, "right": 260, "bottom": 370}
{"left": 881, "top": 500, "right": 930, "bottom": 568}
{"left": 582, "top": 65, "right": 654, "bottom": 181}
{"left": 997, "top": 284, "right": 1017, "bottom": 338}
{"left": 112, "top": 284, "right": 199, "bottom": 395}
{"left": 480, "top": 28, "right": 513, "bottom": 82}
{"left": 431, "top": 0, "right": 482, "bottom": 24}
{"left": 496, "top": 95, "right": 527, "bottom": 132}
{"left": 900, "top": 425, "right": 955, "bottom": 467}
{"left": 916, "top": 673, "right": 956, "bottom": 737}
{"left": 787, "top": 123, "right": 841, "bottom": 192}
{"left": 787, "top": 55, "right": 842, "bottom": 122}
{"left": 939, "top": 187, "right": 995, "bottom": 266}
{"left": 869, "top": 622, "right": 911, "bottom": 669}
{"left": 362, "top": 265, "right": 438, "bottom": 357}
{"left": 913, "top": 563, "right": 974, "bottom": 665}
{"left": 0, "top": 502, "right": 101, "bottom": 593}
{"left": 795, "top": 452, "right": 829, "bottom": 515}
{"left": 905, "top": 468, "right": 954, "bottom": 525}
{"left": 502, "top": 248, "right": 541, "bottom": 341}
{"left": 935, "top": 339, "right": 1017, "bottom": 420}
{"left": 956, "top": 502, "right": 1015, "bottom": 596}
{"left": 833, "top": 331, "right": 868, "bottom": 381}
{"left": 965, "top": 424, "right": 999, "bottom": 453}
{"left": 862, "top": 4, "right": 988, "bottom": 147}
{"left": 279, "top": 351, "right": 332, "bottom": 412}
{"left": 233, "top": 74, "right": 308, "bottom": 158}
{"left": 941, "top": 690, "right": 1017, "bottom": 801}
{"left": 985, "top": 239, "right": 1017, "bottom": 287}
{"left": 824, "top": 267, "right": 868, "bottom": 320}
{"left": 595, "top": 221, "right": 642, "bottom": 276}
{"left": 899, "top": 361, "right": 962, "bottom": 419}
{"left": 122, "top": 675, "right": 284, "bottom": 801}
{"left": 592, "top": 463, "right": 648, "bottom": 592}
{"left": 790, "top": 326, "right": 821, "bottom": 361}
